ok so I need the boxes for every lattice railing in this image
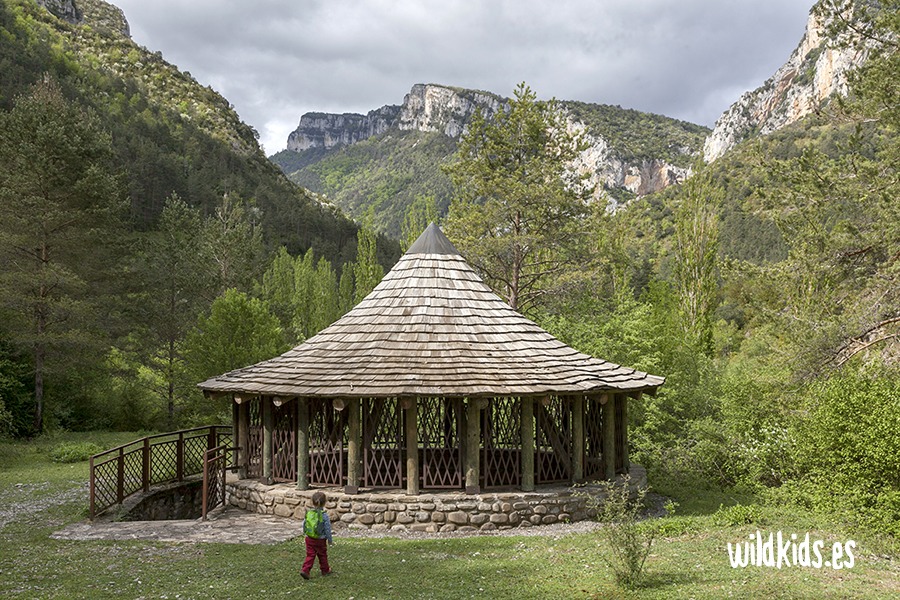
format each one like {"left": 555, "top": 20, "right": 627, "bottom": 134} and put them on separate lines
{"left": 419, "top": 398, "right": 462, "bottom": 489}
{"left": 309, "top": 398, "right": 346, "bottom": 486}
{"left": 247, "top": 399, "right": 263, "bottom": 478}
{"left": 273, "top": 400, "right": 297, "bottom": 482}
{"left": 536, "top": 397, "right": 572, "bottom": 484}
{"left": 89, "top": 425, "right": 232, "bottom": 519}
{"left": 483, "top": 398, "right": 522, "bottom": 488}
{"left": 202, "top": 444, "right": 229, "bottom": 519}
{"left": 363, "top": 399, "right": 403, "bottom": 488}
{"left": 584, "top": 399, "right": 604, "bottom": 480}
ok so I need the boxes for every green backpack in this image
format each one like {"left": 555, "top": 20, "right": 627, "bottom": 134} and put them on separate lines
{"left": 304, "top": 508, "right": 325, "bottom": 539}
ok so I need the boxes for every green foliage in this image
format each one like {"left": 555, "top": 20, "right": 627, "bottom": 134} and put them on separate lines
{"left": 278, "top": 130, "right": 456, "bottom": 239}
{"left": 790, "top": 368, "right": 900, "bottom": 535}
{"left": 563, "top": 100, "right": 709, "bottom": 167}
{"left": 47, "top": 441, "right": 104, "bottom": 463}
{"left": 712, "top": 503, "right": 765, "bottom": 527}
{"left": 185, "top": 289, "right": 287, "bottom": 382}
{"left": 351, "top": 226, "right": 384, "bottom": 304}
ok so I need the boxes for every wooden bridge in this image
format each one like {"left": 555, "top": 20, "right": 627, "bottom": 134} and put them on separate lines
{"left": 88, "top": 425, "right": 234, "bottom": 520}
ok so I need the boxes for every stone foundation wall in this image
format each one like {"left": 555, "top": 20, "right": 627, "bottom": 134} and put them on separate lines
{"left": 118, "top": 478, "right": 204, "bottom": 521}
{"left": 226, "top": 466, "right": 645, "bottom": 533}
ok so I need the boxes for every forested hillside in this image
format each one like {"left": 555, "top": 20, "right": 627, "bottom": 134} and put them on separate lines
{"left": 0, "top": 0, "right": 399, "bottom": 436}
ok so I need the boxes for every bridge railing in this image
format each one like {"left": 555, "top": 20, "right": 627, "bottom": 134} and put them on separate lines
{"left": 89, "top": 425, "right": 232, "bottom": 519}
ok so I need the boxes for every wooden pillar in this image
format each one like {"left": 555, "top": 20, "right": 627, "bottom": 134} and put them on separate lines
{"left": 602, "top": 394, "right": 616, "bottom": 480}
{"left": 237, "top": 401, "right": 250, "bottom": 479}
{"left": 520, "top": 396, "right": 535, "bottom": 492}
{"left": 465, "top": 398, "right": 481, "bottom": 494}
{"left": 346, "top": 398, "right": 360, "bottom": 494}
{"left": 296, "top": 398, "right": 310, "bottom": 490}
{"left": 262, "top": 397, "right": 274, "bottom": 484}
{"left": 404, "top": 398, "right": 419, "bottom": 495}
{"left": 572, "top": 395, "right": 584, "bottom": 482}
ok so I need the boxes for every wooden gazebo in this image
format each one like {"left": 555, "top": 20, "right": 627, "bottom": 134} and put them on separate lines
{"left": 199, "top": 224, "right": 663, "bottom": 495}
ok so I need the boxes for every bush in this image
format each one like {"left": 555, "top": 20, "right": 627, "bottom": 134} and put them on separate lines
{"left": 580, "top": 476, "right": 662, "bottom": 589}
{"left": 48, "top": 441, "right": 104, "bottom": 463}
{"left": 712, "top": 503, "right": 765, "bottom": 527}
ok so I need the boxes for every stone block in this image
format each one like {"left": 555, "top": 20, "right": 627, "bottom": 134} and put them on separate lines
{"left": 470, "top": 514, "right": 488, "bottom": 525}
{"left": 480, "top": 522, "right": 497, "bottom": 531}
{"left": 416, "top": 511, "right": 431, "bottom": 523}
{"left": 448, "top": 511, "right": 469, "bottom": 525}
{"left": 388, "top": 503, "right": 407, "bottom": 512}
{"left": 431, "top": 511, "right": 446, "bottom": 523}
{"left": 541, "top": 515, "right": 558, "bottom": 524}
{"left": 530, "top": 515, "right": 543, "bottom": 525}
{"left": 274, "top": 504, "right": 293, "bottom": 518}
{"left": 533, "top": 505, "right": 548, "bottom": 515}
{"left": 397, "top": 513, "right": 415, "bottom": 524}
{"left": 419, "top": 503, "right": 436, "bottom": 511}
{"left": 490, "top": 513, "right": 509, "bottom": 524}
{"left": 440, "top": 524, "right": 456, "bottom": 533}
{"left": 339, "top": 513, "right": 357, "bottom": 523}
{"left": 367, "top": 503, "right": 387, "bottom": 513}
{"left": 357, "top": 513, "right": 375, "bottom": 525}
{"left": 383, "top": 511, "right": 396, "bottom": 523}
{"left": 477, "top": 502, "right": 493, "bottom": 511}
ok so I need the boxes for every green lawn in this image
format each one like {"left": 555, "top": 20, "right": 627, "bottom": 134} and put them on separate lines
{"left": 1, "top": 433, "right": 897, "bottom": 599}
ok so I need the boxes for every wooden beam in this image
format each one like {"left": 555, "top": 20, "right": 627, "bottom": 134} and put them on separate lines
{"left": 520, "top": 397, "right": 534, "bottom": 492}
{"left": 465, "top": 399, "right": 481, "bottom": 494}
{"left": 572, "top": 395, "right": 584, "bottom": 482}
{"left": 405, "top": 398, "right": 419, "bottom": 495}
{"left": 346, "top": 398, "right": 360, "bottom": 494}
{"left": 296, "top": 398, "right": 309, "bottom": 491}
{"left": 602, "top": 394, "right": 616, "bottom": 480}
{"left": 237, "top": 401, "right": 250, "bottom": 479}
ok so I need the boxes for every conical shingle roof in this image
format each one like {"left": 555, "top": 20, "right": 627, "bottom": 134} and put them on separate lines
{"left": 198, "top": 224, "right": 664, "bottom": 398}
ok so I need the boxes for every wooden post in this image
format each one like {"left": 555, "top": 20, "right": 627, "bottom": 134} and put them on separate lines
{"left": 142, "top": 437, "right": 150, "bottom": 493}
{"left": 572, "top": 395, "right": 584, "bottom": 482}
{"left": 465, "top": 398, "right": 481, "bottom": 494}
{"left": 346, "top": 398, "right": 360, "bottom": 494}
{"left": 602, "top": 394, "right": 616, "bottom": 480}
{"left": 620, "top": 394, "right": 631, "bottom": 472}
{"left": 262, "top": 397, "right": 274, "bottom": 485}
{"left": 176, "top": 432, "right": 184, "bottom": 481}
{"left": 238, "top": 401, "right": 250, "bottom": 479}
{"left": 520, "top": 396, "right": 535, "bottom": 492}
{"left": 405, "top": 398, "right": 419, "bottom": 495}
{"left": 297, "top": 398, "right": 310, "bottom": 491}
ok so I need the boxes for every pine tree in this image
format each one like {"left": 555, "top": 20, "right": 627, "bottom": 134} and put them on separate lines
{"left": 0, "top": 78, "right": 125, "bottom": 433}
{"left": 443, "top": 83, "right": 593, "bottom": 312}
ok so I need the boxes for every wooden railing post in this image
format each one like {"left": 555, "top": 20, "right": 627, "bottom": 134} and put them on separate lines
{"left": 176, "top": 432, "right": 185, "bottom": 481}
{"left": 116, "top": 447, "right": 125, "bottom": 504}
{"left": 142, "top": 438, "right": 150, "bottom": 492}
{"left": 202, "top": 448, "right": 210, "bottom": 520}
{"left": 89, "top": 455, "right": 96, "bottom": 520}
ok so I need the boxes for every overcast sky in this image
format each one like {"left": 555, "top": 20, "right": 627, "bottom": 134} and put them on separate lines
{"left": 111, "top": 0, "right": 815, "bottom": 155}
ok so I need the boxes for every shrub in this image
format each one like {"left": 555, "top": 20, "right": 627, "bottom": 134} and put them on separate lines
{"left": 712, "top": 503, "right": 765, "bottom": 527}
{"left": 49, "top": 441, "right": 104, "bottom": 463}
{"left": 580, "top": 476, "right": 661, "bottom": 589}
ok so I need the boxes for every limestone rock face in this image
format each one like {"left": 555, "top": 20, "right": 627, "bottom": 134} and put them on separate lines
{"left": 397, "top": 84, "right": 505, "bottom": 138}
{"left": 703, "top": 8, "right": 871, "bottom": 162}
{"left": 35, "top": 0, "right": 81, "bottom": 23}
{"left": 287, "top": 105, "right": 400, "bottom": 152}
{"left": 285, "top": 83, "right": 699, "bottom": 203}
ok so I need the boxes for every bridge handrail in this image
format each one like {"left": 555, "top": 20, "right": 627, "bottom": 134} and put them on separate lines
{"left": 89, "top": 425, "right": 232, "bottom": 519}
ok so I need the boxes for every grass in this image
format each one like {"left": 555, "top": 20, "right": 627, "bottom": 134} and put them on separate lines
{"left": 1, "top": 433, "right": 898, "bottom": 599}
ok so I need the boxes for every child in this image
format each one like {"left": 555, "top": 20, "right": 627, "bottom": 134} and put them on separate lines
{"left": 301, "top": 491, "right": 333, "bottom": 579}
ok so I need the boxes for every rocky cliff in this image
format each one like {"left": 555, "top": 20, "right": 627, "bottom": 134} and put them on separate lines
{"left": 703, "top": 6, "right": 871, "bottom": 162}
{"left": 284, "top": 83, "right": 703, "bottom": 203}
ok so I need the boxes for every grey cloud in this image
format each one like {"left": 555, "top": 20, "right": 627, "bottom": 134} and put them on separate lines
{"left": 113, "top": 0, "right": 814, "bottom": 153}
